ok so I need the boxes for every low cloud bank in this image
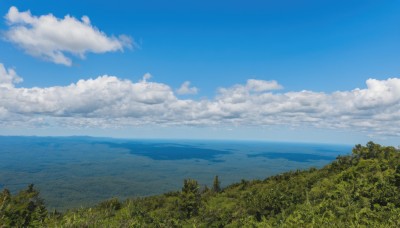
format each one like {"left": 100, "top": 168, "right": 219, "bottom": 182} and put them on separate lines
{"left": 0, "top": 63, "right": 399, "bottom": 137}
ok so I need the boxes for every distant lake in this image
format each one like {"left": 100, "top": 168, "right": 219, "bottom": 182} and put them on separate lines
{"left": 0, "top": 136, "right": 352, "bottom": 211}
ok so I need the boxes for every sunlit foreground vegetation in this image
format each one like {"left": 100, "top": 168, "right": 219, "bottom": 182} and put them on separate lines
{"left": 1, "top": 142, "right": 400, "bottom": 227}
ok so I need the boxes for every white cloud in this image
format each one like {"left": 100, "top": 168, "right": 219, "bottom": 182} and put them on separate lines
{"left": 141, "top": 73, "right": 152, "bottom": 82}
{"left": 3, "top": 6, "right": 132, "bottom": 66}
{"left": 0, "top": 63, "right": 399, "bottom": 138}
{"left": 0, "top": 63, "right": 22, "bottom": 87}
{"left": 176, "top": 81, "right": 198, "bottom": 95}
{"left": 245, "top": 79, "right": 283, "bottom": 92}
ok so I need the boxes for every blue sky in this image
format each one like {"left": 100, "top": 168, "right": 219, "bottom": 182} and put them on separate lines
{"left": 0, "top": 0, "right": 399, "bottom": 145}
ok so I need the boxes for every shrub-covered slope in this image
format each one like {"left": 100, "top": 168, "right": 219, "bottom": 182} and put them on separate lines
{"left": 1, "top": 142, "right": 400, "bottom": 227}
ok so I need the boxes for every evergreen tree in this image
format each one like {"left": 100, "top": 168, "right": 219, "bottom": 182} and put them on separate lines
{"left": 213, "top": 175, "right": 221, "bottom": 193}
{"left": 180, "top": 179, "right": 201, "bottom": 218}
{"left": 0, "top": 184, "right": 47, "bottom": 227}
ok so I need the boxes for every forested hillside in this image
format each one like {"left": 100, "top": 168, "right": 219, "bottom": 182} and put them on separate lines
{"left": 1, "top": 142, "right": 400, "bottom": 227}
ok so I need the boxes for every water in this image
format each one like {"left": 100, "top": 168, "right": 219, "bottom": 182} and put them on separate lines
{"left": 0, "top": 136, "right": 352, "bottom": 211}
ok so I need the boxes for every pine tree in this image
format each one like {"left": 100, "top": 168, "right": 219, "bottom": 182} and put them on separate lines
{"left": 213, "top": 175, "right": 221, "bottom": 193}
{"left": 0, "top": 184, "right": 47, "bottom": 227}
{"left": 180, "top": 179, "right": 201, "bottom": 218}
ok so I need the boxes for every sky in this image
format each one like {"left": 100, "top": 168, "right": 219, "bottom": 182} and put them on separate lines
{"left": 0, "top": 0, "right": 399, "bottom": 145}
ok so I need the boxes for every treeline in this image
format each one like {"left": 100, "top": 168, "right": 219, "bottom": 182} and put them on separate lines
{"left": 1, "top": 142, "right": 400, "bottom": 227}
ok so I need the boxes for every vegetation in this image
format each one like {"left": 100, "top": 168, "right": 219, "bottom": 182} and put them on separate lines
{"left": 213, "top": 175, "right": 221, "bottom": 193}
{"left": 0, "top": 184, "right": 47, "bottom": 227}
{"left": 1, "top": 142, "right": 400, "bottom": 227}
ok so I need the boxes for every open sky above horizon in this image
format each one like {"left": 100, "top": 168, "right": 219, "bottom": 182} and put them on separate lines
{"left": 0, "top": 0, "right": 399, "bottom": 145}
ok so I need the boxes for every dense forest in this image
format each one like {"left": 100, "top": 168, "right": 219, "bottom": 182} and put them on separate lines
{"left": 1, "top": 142, "right": 400, "bottom": 227}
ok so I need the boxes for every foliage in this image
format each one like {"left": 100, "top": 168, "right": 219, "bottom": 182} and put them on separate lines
{"left": 0, "top": 184, "right": 47, "bottom": 227}
{"left": 213, "top": 175, "right": 221, "bottom": 193}
{"left": 179, "top": 179, "right": 201, "bottom": 219}
{"left": 2, "top": 142, "right": 400, "bottom": 227}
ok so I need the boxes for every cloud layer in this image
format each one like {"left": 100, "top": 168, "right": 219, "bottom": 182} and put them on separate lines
{"left": 0, "top": 64, "right": 399, "bottom": 137}
{"left": 4, "top": 6, "right": 132, "bottom": 66}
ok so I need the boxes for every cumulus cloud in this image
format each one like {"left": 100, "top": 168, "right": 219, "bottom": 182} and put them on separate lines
{"left": 176, "top": 81, "right": 198, "bottom": 95}
{"left": 3, "top": 6, "right": 132, "bottom": 66}
{"left": 0, "top": 63, "right": 22, "bottom": 87}
{"left": 0, "top": 63, "right": 399, "bottom": 137}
